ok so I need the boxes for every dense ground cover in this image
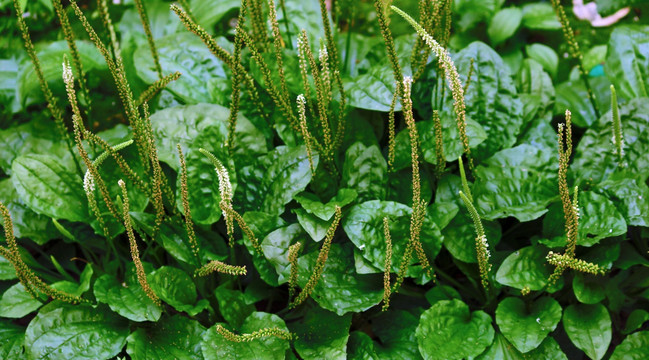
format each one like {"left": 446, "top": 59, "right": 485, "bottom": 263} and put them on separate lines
{"left": 1, "top": 0, "right": 649, "bottom": 359}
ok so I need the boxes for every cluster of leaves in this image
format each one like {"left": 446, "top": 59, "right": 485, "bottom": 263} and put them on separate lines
{"left": 1, "top": 0, "right": 649, "bottom": 359}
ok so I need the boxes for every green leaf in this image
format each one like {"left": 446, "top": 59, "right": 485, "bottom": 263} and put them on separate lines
{"left": 436, "top": 174, "right": 501, "bottom": 263}
{"left": 190, "top": 0, "right": 240, "bottom": 31}
{"left": 525, "top": 337, "right": 568, "bottom": 360}
{"left": 373, "top": 310, "right": 422, "bottom": 359}
{"left": 278, "top": 0, "right": 326, "bottom": 47}
{"left": 583, "top": 45, "right": 608, "bottom": 73}
{"left": 521, "top": 3, "right": 561, "bottom": 30}
{"left": 572, "top": 98, "right": 649, "bottom": 184}
{"left": 345, "top": 65, "right": 402, "bottom": 112}
{"left": 240, "top": 145, "right": 317, "bottom": 216}
{"left": 262, "top": 223, "right": 304, "bottom": 284}
{"left": 150, "top": 103, "right": 266, "bottom": 171}
{"left": 496, "top": 297, "right": 562, "bottom": 353}
{"left": 496, "top": 246, "right": 552, "bottom": 291}
{"left": 573, "top": 273, "right": 606, "bottom": 304}
{"left": 622, "top": 310, "right": 649, "bottom": 334}
{"left": 242, "top": 212, "right": 286, "bottom": 286}
{"left": 488, "top": 8, "right": 522, "bottom": 46}
{"left": 442, "top": 207, "right": 501, "bottom": 263}
{"left": 347, "top": 331, "right": 379, "bottom": 360}
{"left": 126, "top": 315, "right": 205, "bottom": 360}
{"left": 0, "top": 255, "right": 17, "bottom": 280}
{"left": 342, "top": 142, "right": 388, "bottom": 202}
{"left": 295, "top": 208, "right": 330, "bottom": 242}
{"left": 134, "top": 32, "right": 229, "bottom": 104}
{"left": 291, "top": 305, "right": 351, "bottom": 360}
{"left": 476, "top": 333, "right": 524, "bottom": 360}
{"left": 563, "top": 303, "right": 611, "bottom": 360}
{"left": 24, "top": 303, "right": 128, "bottom": 360}
{"left": 94, "top": 271, "right": 162, "bottom": 322}
{"left": 294, "top": 188, "right": 357, "bottom": 221}
{"left": 149, "top": 266, "right": 209, "bottom": 316}
{"left": 598, "top": 175, "right": 649, "bottom": 227}
{"left": 428, "top": 201, "right": 459, "bottom": 231}
{"left": 473, "top": 144, "right": 558, "bottom": 221}
{"left": 526, "top": 44, "right": 558, "bottom": 78}
{"left": 297, "top": 244, "right": 383, "bottom": 315}
{"left": 516, "top": 60, "right": 555, "bottom": 115}
{"left": 214, "top": 283, "right": 255, "bottom": 329}
{"left": 201, "top": 312, "right": 290, "bottom": 360}
{"left": 425, "top": 285, "right": 461, "bottom": 306}
{"left": 343, "top": 200, "right": 443, "bottom": 274}
{"left": 416, "top": 299, "right": 494, "bottom": 360}
{"left": 611, "top": 331, "right": 649, "bottom": 360}
{"left": 18, "top": 40, "right": 107, "bottom": 107}
{"left": 453, "top": 0, "right": 499, "bottom": 31}
{"left": 605, "top": 26, "right": 649, "bottom": 100}
{"left": 543, "top": 191, "right": 627, "bottom": 247}
{"left": 0, "top": 178, "right": 55, "bottom": 245}
{"left": 0, "top": 120, "right": 70, "bottom": 175}
{"left": 392, "top": 117, "right": 487, "bottom": 171}
{"left": 0, "top": 320, "right": 25, "bottom": 359}
{"left": 446, "top": 42, "right": 524, "bottom": 160}
{"left": 176, "top": 135, "right": 235, "bottom": 225}
{"left": 12, "top": 154, "right": 89, "bottom": 222}
{"left": 0, "top": 283, "right": 44, "bottom": 318}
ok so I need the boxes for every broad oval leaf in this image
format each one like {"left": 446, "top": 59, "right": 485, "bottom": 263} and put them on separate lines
{"left": 445, "top": 41, "right": 524, "bottom": 160}
{"left": 496, "top": 246, "right": 552, "bottom": 291}
{"left": 345, "top": 65, "right": 401, "bottom": 112}
{"left": 392, "top": 117, "right": 487, "bottom": 171}
{"left": 0, "top": 320, "right": 25, "bottom": 359}
{"left": 24, "top": 303, "right": 128, "bottom": 360}
{"left": 12, "top": 154, "right": 89, "bottom": 222}
{"left": 572, "top": 98, "right": 649, "bottom": 184}
{"left": 134, "top": 32, "right": 229, "bottom": 104}
{"left": 240, "top": 145, "right": 318, "bottom": 216}
{"left": 473, "top": 144, "right": 558, "bottom": 221}
{"left": 126, "top": 315, "right": 205, "bottom": 360}
{"left": 201, "top": 312, "right": 290, "bottom": 360}
{"left": 563, "top": 303, "right": 611, "bottom": 360}
{"left": 488, "top": 8, "right": 522, "bottom": 46}
{"left": 342, "top": 142, "right": 387, "bottom": 202}
{"left": 149, "top": 266, "right": 209, "bottom": 316}
{"left": 611, "top": 331, "right": 649, "bottom": 360}
{"left": 0, "top": 283, "right": 44, "bottom": 318}
{"left": 526, "top": 43, "right": 558, "bottom": 78}
{"left": 605, "top": 25, "right": 649, "bottom": 100}
{"left": 291, "top": 306, "right": 351, "bottom": 360}
{"left": 496, "top": 297, "right": 562, "bottom": 353}
{"left": 150, "top": 103, "right": 266, "bottom": 170}
{"left": 94, "top": 273, "right": 162, "bottom": 322}
{"left": 297, "top": 244, "right": 383, "bottom": 315}
{"left": 343, "top": 200, "right": 443, "bottom": 274}
{"left": 416, "top": 299, "right": 494, "bottom": 360}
